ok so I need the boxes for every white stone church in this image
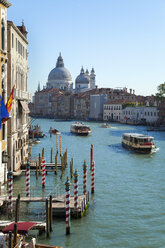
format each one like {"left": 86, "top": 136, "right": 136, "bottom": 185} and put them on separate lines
{"left": 45, "top": 53, "right": 96, "bottom": 93}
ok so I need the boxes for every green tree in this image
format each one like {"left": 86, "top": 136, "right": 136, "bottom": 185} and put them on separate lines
{"left": 155, "top": 82, "right": 165, "bottom": 100}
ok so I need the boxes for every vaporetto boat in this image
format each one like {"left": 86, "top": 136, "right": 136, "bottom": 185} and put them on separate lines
{"left": 122, "top": 133, "right": 156, "bottom": 154}
{"left": 70, "top": 122, "right": 91, "bottom": 136}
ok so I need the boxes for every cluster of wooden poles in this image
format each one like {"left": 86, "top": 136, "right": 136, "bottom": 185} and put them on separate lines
{"left": 7, "top": 143, "right": 95, "bottom": 236}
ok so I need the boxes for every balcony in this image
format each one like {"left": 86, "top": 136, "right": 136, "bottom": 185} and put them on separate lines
{"left": 15, "top": 89, "right": 31, "bottom": 101}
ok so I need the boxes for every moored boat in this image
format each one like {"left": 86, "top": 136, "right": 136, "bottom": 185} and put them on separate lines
{"left": 122, "top": 133, "right": 156, "bottom": 153}
{"left": 49, "top": 127, "right": 59, "bottom": 134}
{"left": 33, "top": 138, "right": 40, "bottom": 144}
{"left": 70, "top": 122, "right": 91, "bottom": 136}
{"left": 29, "top": 124, "right": 45, "bottom": 139}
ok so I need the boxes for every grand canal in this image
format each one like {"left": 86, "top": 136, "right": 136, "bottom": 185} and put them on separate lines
{"left": 13, "top": 119, "right": 165, "bottom": 248}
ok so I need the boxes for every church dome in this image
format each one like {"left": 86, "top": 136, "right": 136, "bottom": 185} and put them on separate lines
{"left": 75, "top": 67, "right": 89, "bottom": 85}
{"left": 48, "top": 53, "right": 72, "bottom": 82}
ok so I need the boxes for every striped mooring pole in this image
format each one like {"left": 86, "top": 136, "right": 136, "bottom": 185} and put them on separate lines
{"left": 65, "top": 176, "right": 71, "bottom": 235}
{"left": 83, "top": 160, "right": 87, "bottom": 195}
{"left": 8, "top": 171, "right": 13, "bottom": 213}
{"left": 91, "top": 161, "right": 95, "bottom": 194}
{"left": 56, "top": 134, "right": 58, "bottom": 154}
{"left": 90, "top": 144, "right": 93, "bottom": 170}
{"left": 26, "top": 161, "right": 30, "bottom": 197}
{"left": 74, "top": 169, "right": 79, "bottom": 209}
{"left": 59, "top": 136, "right": 62, "bottom": 156}
{"left": 42, "top": 157, "right": 46, "bottom": 187}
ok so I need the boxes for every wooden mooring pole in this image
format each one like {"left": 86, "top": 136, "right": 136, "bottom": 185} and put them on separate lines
{"left": 13, "top": 223, "right": 17, "bottom": 248}
{"left": 8, "top": 231, "right": 12, "bottom": 248}
{"left": 55, "top": 153, "right": 58, "bottom": 175}
{"left": 60, "top": 156, "right": 63, "bottom": 179}
{"left": 42, "top": 157, "right": 46, "bottom": 187}
{"left": 56, "top": 134, "right": 58, "bottom": 154}
{"left": 26, "top": 161, "right": 30, "bottom": 197}
{"left": 8, "top": 171, "right": 13, "bottom": 214}
{"left": 74, "top": 169, "right": 79, "bottom": 210}
{"left": 70, "top": 158, "right": 73, "bottom": 178}
{"left": 39, "top": 153, "right": 41, "bottom": 175}
{"left": 59, "top": 136, "right": 62, "bottom": 157}
{"left": 46, "top": 198, "right": 49, "bottom": 237}
{"left": 65, "top": 177, "right": 71, "bottom": 235}
{"left": 90, "top": 144, "right": 93, "bottom": 170}
{"left": 15, "top": 196, "right": 20, "bottom": 223}
{"left": 51, "top": 148, "right": 53, "bottom": 163}
{"left": 49, "top": 195, "right": 53, "bottom": 232}
{"left": 83, "top": 160, "right": 87, "bottom": 195}
{"left": 91, "top": 161, "right": 95, "bottom": 194}
{"left": 36, "top": 161, "right": 38, "bottom": 179}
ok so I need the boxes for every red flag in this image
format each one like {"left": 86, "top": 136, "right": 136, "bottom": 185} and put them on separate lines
{"left": 2, "top": 86, "right": 15, "bottom": 124}
{"left": 6, "top": 86, "right": 15, "bottom": 113}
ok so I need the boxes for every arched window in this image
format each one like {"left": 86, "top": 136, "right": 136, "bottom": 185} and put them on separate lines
{"left": 1, "top": 19, "right": 5, "bottom": 51}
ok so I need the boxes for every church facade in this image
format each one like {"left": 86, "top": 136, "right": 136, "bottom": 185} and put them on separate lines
{"left": 75, "top": 67, "right": 96, "bottom": 93}
{"left": 46, "top": 53, "right": 73, "bottom": 91}
{"left": 44, "top": 53, "right": 96, "bottom": 93}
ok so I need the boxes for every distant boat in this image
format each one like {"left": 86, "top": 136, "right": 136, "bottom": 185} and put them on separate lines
{"left": 29, "top": 124, "right": 45, "bottom": 139}
{"left": 70, "top": 122, "right": 91, "bottom": 136}
{"left": 33, "top": 139, "right": 40, "bottom": 144}
{"left": 122, "top": 133, "right": 156, "bottom": 154}
{"left": 49, "top": 127, "right": 59, "bottom": 134}
{"left": 101, "top": 123, "right": 111, "bottom": 128}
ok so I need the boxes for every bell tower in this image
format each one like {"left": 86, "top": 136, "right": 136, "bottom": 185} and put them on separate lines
{"left": 90, "top": 68, "right": 96, "bottom": 89}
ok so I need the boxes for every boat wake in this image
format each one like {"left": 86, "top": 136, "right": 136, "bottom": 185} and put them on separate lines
{"left": 151, "top": 147, "right": 159, "bottom": 153}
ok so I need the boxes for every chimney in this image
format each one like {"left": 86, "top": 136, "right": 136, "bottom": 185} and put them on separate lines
{"left": 133, "top": 89, "right": 135, "bottom": 94}
{"left": 130, "top": 89, "right": 132, "bottom": 94}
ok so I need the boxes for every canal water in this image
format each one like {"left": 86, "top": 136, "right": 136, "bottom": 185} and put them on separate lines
{"left": 13, "top": 119, "right": 165, "bottom": 248}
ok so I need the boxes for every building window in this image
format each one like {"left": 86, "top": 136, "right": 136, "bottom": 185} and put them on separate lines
{"left": 1, "top": 19, "right": 5, "bottom": 51}
{"left": 12, "top": 33, "right": 14, "bottom": 48}
{"left": 2, "top": 124, "right": 5, "bottom": 140}
{"left": 16, "top": 38, "right": 17, "bottom": 51}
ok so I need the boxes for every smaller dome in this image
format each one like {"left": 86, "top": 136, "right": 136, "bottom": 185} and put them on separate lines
{"left": 75, "top": 67, "right": 89, "bottom": 85}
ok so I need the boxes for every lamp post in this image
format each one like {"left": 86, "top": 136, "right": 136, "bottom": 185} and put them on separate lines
{"left": 2, "top": 151, "right": 8, "bottom": 185}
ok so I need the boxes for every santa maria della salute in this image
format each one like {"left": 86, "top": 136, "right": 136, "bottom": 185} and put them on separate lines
{"left": 46, "top": 53, "right": 96, "bottom": 93}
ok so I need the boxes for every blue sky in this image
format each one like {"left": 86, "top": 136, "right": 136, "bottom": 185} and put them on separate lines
{"left": 8, "top": 0, "right": 165, "bottom": 96}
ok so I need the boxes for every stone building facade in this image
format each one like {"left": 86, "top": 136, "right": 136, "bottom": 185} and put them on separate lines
{"left": 50, "top": 91, "right": 72, "bottom": 119}
{"left": 121, "top": 106, "right": 158, "bottom": 125}
{"left": 90, "top": 94, "right": 107, "bottom": 120}
{"left": 34, "top": 88, "right": 61, "bottom": 118}
{"left": 0, "top": 0, "right": 11, "bottom": 184}
{"left": 7, "top": 20, "right": 30, "bottom": 171}
{"left": 103, "top": 101, "right": 123, "bottom": 121}
{"left": 73, "top": 92, "right": 90, "bottom": 120}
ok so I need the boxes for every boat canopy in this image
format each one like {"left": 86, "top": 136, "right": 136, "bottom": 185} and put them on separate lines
{"left": 123, "top": 133, "right": 154, "bottom": 139}
{"left": 71, "top": 122, "right": 90, "bottom": 128}
{"left": 2, "top": 222, "right": 37, "bottom": 235}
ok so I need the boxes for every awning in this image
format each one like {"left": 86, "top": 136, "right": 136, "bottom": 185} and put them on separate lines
{"left": 2, "top": 222, "right": 37, "bottom": 235}
{"left": 20, "top": 100, "right": 30, "bottom": 113}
